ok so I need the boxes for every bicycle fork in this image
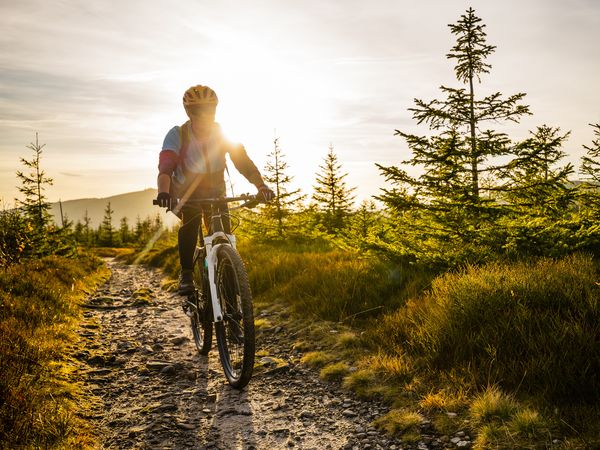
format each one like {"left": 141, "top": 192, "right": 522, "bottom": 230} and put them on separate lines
{"left": 205, "top": 243, "right": 225, "bottom": 322}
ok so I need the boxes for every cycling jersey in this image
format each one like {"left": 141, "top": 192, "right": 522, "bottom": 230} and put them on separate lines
{"left": 159, "top": 121, "right": 263, "bottom": 194}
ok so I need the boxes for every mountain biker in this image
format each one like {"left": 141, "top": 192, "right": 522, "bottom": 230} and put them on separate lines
{"left": 156, "top": 85, "right": 274, "bottom": 295}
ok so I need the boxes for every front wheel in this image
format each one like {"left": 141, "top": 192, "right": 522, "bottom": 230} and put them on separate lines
{"left": 191, "top": 261, "right": 212, "bottom": 355}
{"left": 214, "top": 245, "right": 255, "bottom": 389}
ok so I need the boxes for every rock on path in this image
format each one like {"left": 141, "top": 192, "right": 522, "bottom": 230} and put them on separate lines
{"left": 74, "top": 259, "right": 435, "bottom": 449}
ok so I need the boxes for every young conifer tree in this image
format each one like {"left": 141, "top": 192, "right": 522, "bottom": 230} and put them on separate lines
{"left": 119, "top": 216, "right": 131, "bottom": 244}
{"left": 499, "top": 125, "right": 575, "bottom": 256}
{"left": 262, "top": 137, "right": 305, "bottom": 237}
{"left": 502, "top": 125, "right": 573, "bottom": 214}
{"left": 83, "top": 209, "right": 92, "bottom": 246}
{"left": 100, "top": 202, "right": 115, "bottom": 246}
{"left": 342, "top": 199, "right": 386, "bottom": 249}
{"left": 15, "top": 133, "right": 53, "bottom": 231}
{"left": 376, "top": 8, "right": 530, "bottom": 264}
{"left": 581, "top": 123, "right": 600, "bottom": 184}
{"left": 312, "top": 144, "right": 356, "bottom": 233}
{"left": 577, "top": 123, "right": 600, "bottom": 252}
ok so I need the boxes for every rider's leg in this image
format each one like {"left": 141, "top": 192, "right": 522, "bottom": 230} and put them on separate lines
{"left": 178, "top": 206, "right": 202, "bottom": 294}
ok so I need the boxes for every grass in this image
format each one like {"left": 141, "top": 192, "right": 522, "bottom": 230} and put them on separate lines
{"left": 92, "top": 247, "right": 136, "bottom": 258}
{"left": 0, "top": 253, "right": 109, "bottom": 448}
{"left": 300, "top": 351, "right": 333, "bottom": 368}
{"left": 373, "top": 409, "right": 423, "bottom": 442}
{"left": 470, "top": 386, "right": 519, "bottom": 425}
{"left": 320, "top": 362, "right": 351, "bottom": 381}
{"left": 240, "top": 240, "right": 432, "bottom": 323}
{"left": 419, "top": 388, "right": 468, "bottom": 413}
{"left": 468, "top": 386, "right": 550, "bottom": 448}
{"left": 368, "top": 253, "right": 600, "bottom": 402}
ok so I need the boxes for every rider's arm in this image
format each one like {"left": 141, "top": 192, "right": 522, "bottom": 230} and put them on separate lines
{"left": 157, "top": 126, "right": 181, "bottom": 193}
{"left": 157, "top": 173, "right": 171, "bottom": 193}
{"left": 228, "top": 143, "right": 266, "bottom": 188}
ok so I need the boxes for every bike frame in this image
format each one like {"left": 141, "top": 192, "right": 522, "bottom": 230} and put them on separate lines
{"left": 184, "top": 195, "right": 254, "bottom": 324}
{"left": 200, "top": 228, "right": 236, "bottom": 323}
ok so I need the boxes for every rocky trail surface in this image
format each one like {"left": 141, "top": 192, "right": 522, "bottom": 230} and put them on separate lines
{"left": 74, "top": 259, "right": 465, "bottom": 449}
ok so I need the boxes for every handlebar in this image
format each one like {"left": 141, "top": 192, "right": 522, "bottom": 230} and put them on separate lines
{"left": 153, "top": 194, "right": 259, "bottom": 208}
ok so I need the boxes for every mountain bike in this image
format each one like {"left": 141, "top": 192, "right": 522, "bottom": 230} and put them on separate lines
{"left": 154, "top": 194, "right": 257, "bottom": 389}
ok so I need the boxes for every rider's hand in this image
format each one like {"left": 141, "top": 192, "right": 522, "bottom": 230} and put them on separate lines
{"left": 156, "top": 192, "right": 174, "bottom": 209}
{"left": 257, "top": 184, "right": 275, "bottom": 203}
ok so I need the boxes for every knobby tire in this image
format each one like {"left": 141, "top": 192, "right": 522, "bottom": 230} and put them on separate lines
{"left": 214, "top": 245, "right": 255, "bottom": 389}
{"left": 191, "top": 256, "right": 212, "bottom": 355}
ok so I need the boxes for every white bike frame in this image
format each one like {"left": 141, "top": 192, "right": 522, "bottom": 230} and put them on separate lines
{"left": 199, "top": 230, "right": 237, "bottom": 323}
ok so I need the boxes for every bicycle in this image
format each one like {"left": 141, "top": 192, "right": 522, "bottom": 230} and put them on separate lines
{"left": 153, "top": 194, "right": 258, "bottom": 389}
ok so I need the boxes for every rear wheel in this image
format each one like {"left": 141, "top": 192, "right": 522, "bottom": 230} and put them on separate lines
{"left": 214, "top": 245, "right": 255, "bottom": 389}
{"left": 191, "top": 258, "right": 212, "bottom": 355}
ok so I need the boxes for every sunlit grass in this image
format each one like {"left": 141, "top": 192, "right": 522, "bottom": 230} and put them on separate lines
{"left": 0, "top": 254, "right": 108, "bottom": 448}
{"left": 373, "top": 409, "right": 423, "bottom": 442}
{"left": 369, "top": 254, "right": 600, "bottom": 402}
{"left": 319, "top": 362, "right": 350, "bottom": 382}
{"left": 419, "top": 388, "right": 468, "bottom": 413}
{"left": 509, "top": 408, "right": 547, "bottom": 438}
{"left": 300, "top": 351, "right": 333, "bottom": 368}
{"left": 470, "top": 386, "right": 519, "bottom": 425}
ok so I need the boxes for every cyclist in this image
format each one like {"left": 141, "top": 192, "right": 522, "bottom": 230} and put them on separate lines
{"left": 156, "top": 85, "right": 274, "bottom": 295}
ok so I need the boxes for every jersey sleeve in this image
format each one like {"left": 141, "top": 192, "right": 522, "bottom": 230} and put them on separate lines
{"left": 227, "top": 142, "right": 264, "bottom": 187}
{"left": 159, "top": 126, "right": 181, "bottom": 175}
{"left": 162, "top": 126, "right": 181, "bottom": 152}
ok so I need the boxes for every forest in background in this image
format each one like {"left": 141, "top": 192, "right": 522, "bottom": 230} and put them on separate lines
{"left": 1, "top": 7, "right": 599, "bottom": 449}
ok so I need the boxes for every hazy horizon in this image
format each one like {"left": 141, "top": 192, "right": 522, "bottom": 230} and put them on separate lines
{"left": 2, "top": 0, "right": 599, "bottom": 205}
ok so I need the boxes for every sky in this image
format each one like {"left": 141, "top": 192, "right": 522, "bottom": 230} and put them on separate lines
{"left": 1, "top": 0, "right": 599, "bottom": 207}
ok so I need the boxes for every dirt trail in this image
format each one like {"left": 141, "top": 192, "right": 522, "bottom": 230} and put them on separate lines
{"left": 74, "top": 259, "right": 435, "bottom": 449}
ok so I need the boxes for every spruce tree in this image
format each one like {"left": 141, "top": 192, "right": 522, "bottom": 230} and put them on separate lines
{"left": 340, "top": 200, "right": 387, "bottom": 251}
{"left": 15, "top": 133, "right": 53, "bottom": 231}
{"left": 577, "top": 123, "right": 600, "bottom": 253}
{"left": 119, "top": 216, "right": 131, "bottom": 244}
{"left": 500, "top": 125, "right": 575, "bottom": 256}
{"left": 312, "top": 144, "right": 356, "bottom": 233}
{"left": 581, "top": 123, "right": 600, "bottom": 184}
{"left": 502, "top": 125, "right": 573, "bottom": 214}
{"left": 100, "top": 202, "right": 115, "bottom": 246}
{"left": 376, "top": 8, "right": 530, "bottom": 265}
{"left": 82, "top": 209, "right": 92, "bottom": 246}
{"left": 262, "top": 137, "right": 305, "bottom": 237}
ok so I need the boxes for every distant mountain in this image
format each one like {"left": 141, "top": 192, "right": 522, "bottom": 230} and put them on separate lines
{"left": 50, "top": 188, "right": 178, "bottom": 228}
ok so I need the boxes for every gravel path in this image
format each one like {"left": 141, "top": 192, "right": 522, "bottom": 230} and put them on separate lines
{"left": 74, "top": 259, "right": 455, "bottom": 449}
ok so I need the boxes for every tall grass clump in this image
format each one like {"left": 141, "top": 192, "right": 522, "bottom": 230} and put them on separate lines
{"left": 241, "top": 241, "right": 432, "bottom": 322}
{"left": 371, "top": 254, "right": 600, "bottom": 402}
{"left": 0, "top": 254, "right": 105, "bottom": 447}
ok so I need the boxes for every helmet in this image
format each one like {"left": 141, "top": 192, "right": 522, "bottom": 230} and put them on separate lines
{"left": 182, "top": 85, "right": 218, "bottom": 107}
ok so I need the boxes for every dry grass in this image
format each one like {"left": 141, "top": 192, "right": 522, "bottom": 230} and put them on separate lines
{"left": 320, "top": 362, "right": 351, "bottom": 382}
{"left": 0, "top": 253, "right": 108, "bottom": 448}
{"left": 300, "top": 351, "right": 333, "bottom": 368}
{"left": 373, "top": 409, "right": 423, "bottom": 442}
